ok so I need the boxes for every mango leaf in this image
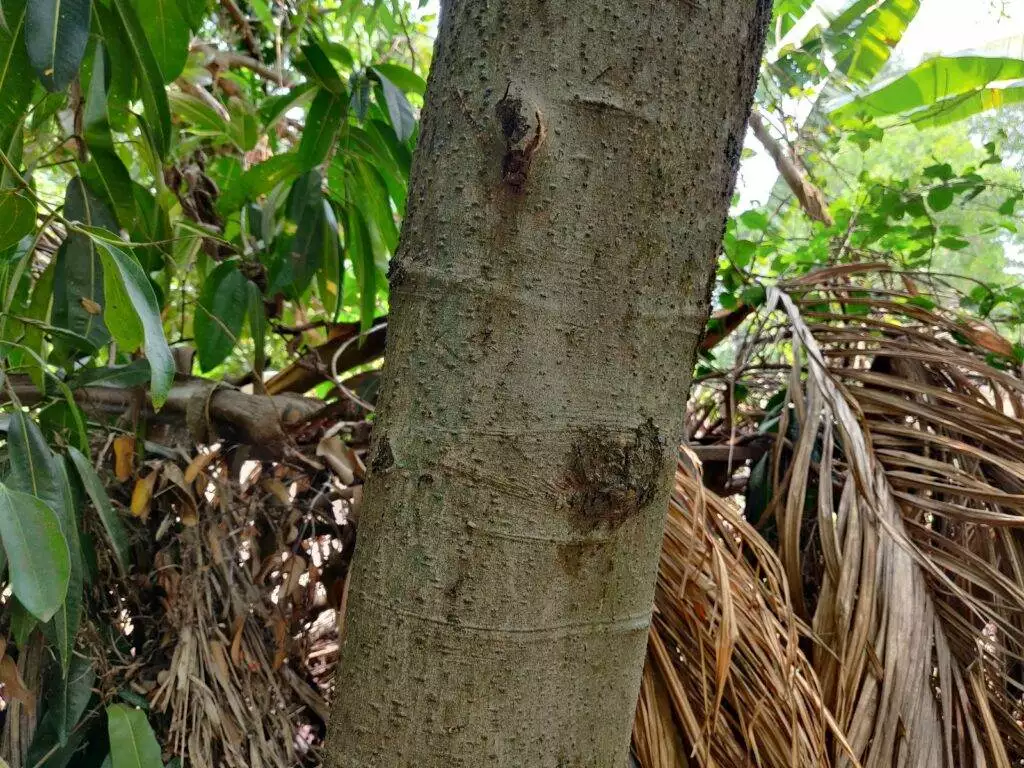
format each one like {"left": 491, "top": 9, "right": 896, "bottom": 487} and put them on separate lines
{"left": 246, "top": 279, "right": 266, "bottom": 375}
{"left": 0, "top": 188, "right": 35, "bottom": 250}
{"left": 277, "top": 170, "right": 326, "bottom": 296}
{"left": 347, "top": 206, "right": 377, "bottom": 332}
{"left": 194, "top": 260, "right": 248, "bottom": 371}
{"left": 373, "top": 68, "right": 415, "bottom": 141}
{"left": 167, "top": 92, "right": 229, "bottom": 136}
{"left": 370, "top": 62, "right": 426, "bottom": 96}
{"left": 82, "top": 44, "right": 137, "bottom": 228}
{"left": 107, "top": 704, "right": 163, "bottom": 768}
{"left": 35, "top": 654, "right": 95, "bottom": 748}
{"left": 91, "top": 237, "right": 174, "bottom": 407}
{"left": 110, "top": 0, "right": 171, "bottom": 157}
{"left": 832, "top": 0, "right": 920, "bottom": 85}
{"left": 92, "top": 2, "right": 135, "bottom": 131}
{"left": 6, "top": 409, "right": 62, "bottom": 513}
{"left": 69, "top": 359, "right": 151, "bottom": 388}
{"left": 0, "top": 482, "right": 71, "bottom": 622}
{"left": 25, "top": 0, "right": 90, "bottom": 91}
{"left": 298, "top": 39, "right": 345, "bottom": 94}
{"left": 68, "top": 446, "right": 131, "bottom": 575}
{"left": 298, "top": 87, "right": 346, "bottom": 169}
{"left": 132, "top": 0, "right": 189, "bottom": 82}
{"left": 52, "top": 178, "right": 114, "bottom": 350}
{"left": 44, "top": 459, "right": 84, "bottom": 675}
{"left": 0, "top": 0, "right": 33, "bottom": 147}
{"left": 831, "top": 53, "right": 1024, "bottom": 124}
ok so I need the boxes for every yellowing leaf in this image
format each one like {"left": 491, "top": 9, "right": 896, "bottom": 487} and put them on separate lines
{"left": 113, "top": 435, "right": 135, "bottom": 482}
{"left": 130, "top": 471, "right": 157, "bottom": 519}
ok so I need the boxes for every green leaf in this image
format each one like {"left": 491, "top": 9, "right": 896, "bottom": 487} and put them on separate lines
{"left": 298, "top": 87, "right": 346, "bottom": 169}
{"left": 370, "top": 62, "right": 426, "bottom": 96}
{"left": 107, "top": 704, "right": 163, "bottom": 768}
{"left": 92, "top": 1, "right": 135, "bottom": 131}
{"left": 299, "top": 39, "right": 345, "bottom": 94}
{"left": 940, "top": 236, "right": 970, "bottom": 250}
{"left": 69, "top": 359, "right": 151, "bottom": 388}
{"left": 347, "top": 206, "right": 377, "bottom": 332}
{"left": 0, "top": 188, "right": 35, "bottom": 250}
{"left": 25, "top": 0, "right": 91, "bottom": 91}
{"left": 82, "top": 45, "right": 137, "bottom": 228}
{"left": 37, "top": 654, "right": 95, "bottom": 748}
{"left": 373, "top": 68, "right": 415, "bottom": 141}
{"left": 194, "top": 260, "right": 248, "bottom": 371}
{"left": 6, "top": 409, "right": 82, "bottom": 666}
{"left": 278, "top": 170, "right": 326, "bottom": 296}
{"left": 110, "top": 0, "right": 171, "bottom": 157}
{"left": 168, "top": 92, "right": 229, "bottom": 135}
{"left": 131, "top": 0, "right": 189, "bottom": 82}
{"left": 52, "top": 178, "right": 114, "bottom": 350}
{"left": 0, "top": 0, "right": 34, "bottom": 147}
{"left": 246, "top": 279, "right": 266, "bottom": 374}
{"left": 92, "top": 238, "right": 174, "bottom": 407}
{"left": 927, "top": 186, "right": 954, "bottom": 212}
{"left": 68, "top": 446, "right": 131, "bottom": 576}
{"left": 833, "top": 0, "right": 920, "bottom": 85}
{"left": 831, "top": 53, "right": 1024, "bottom": 125}
{"left": 0, "top": 482, "right": 71, "bottom": 622}
{"left": 44, "top": 459, "right": 84, "bottom": 675}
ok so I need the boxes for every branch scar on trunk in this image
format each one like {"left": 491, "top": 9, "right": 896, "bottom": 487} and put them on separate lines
{"left": 495, "top": 84, "right": 545, "bottom": 193}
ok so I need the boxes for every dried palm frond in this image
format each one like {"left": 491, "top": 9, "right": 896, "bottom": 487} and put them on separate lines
{"left": 632, "top": 457, "right": 854, "bottom": 767}
{"left": 734, "top": 269, "right": 1024, "bottom": 767}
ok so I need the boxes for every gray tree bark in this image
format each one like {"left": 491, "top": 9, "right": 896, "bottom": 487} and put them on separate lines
{"left": 325, "top": 1, "right": 770, "bottom": 765}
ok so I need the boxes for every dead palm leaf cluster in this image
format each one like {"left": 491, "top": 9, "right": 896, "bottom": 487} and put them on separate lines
{"left": 635, "top": 265, "right": 1024, "bottom": 767}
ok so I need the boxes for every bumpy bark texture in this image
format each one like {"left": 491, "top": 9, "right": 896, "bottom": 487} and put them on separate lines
{"left": 326, "top": 2, "right": 770, "bottom": 765}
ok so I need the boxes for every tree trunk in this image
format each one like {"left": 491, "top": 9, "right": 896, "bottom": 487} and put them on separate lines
{"left": 325, "top": 1, "right": 770, "bottom": 765}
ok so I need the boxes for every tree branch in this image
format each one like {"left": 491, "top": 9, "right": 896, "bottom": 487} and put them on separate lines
{"left": 748, "top": 110, "right": 833, "bottom": 226}
{"left": 191, "top": 42, "right": 292, "bottom": 87}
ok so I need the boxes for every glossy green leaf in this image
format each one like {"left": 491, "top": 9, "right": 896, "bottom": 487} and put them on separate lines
{"left": 107, "top": 704, "right": 163, "bottom": 768}
{"left": 70, "top": 359, "right": 151, "bottom": 388}
{"left": 299, "top": 39, "right": 345, "bottom": 94}
{"left": 6, "top": 409, "right": 62, "bottom": 513}
{"left": 68, "top": 445, "right": 131, "bottom": 575}
{"left": 39, "top": 654, "right": 95, "bottom": 747}
{"left": 194, "top": 260, "right": 248, "bottom": 371}
{"left": 299, "top": 87, "right": 346, "bottom": 169}
{"left": 373, "top": 68, "right": 415, "bottom": 141}
{"left": 110, "top": 0, "right": 171, "bottom": 157}
{"left": 92, "top": 238, "right": 174, "bottom": 407}
{"left": 0, "top": 0, "right": 34, "bottom": 147}
{"left": 0, "top": 482, "right": 71, "bottom": 622}
{"left": 168, "top": 92, "right": 229, "bottom": 135}
{"left": 371, "top": 62, "right": 426, "bottom": 96}
{"left": 132, "top": 0, "right": 189, "bottom": 82}
{"left": 6, "top": 409, "right": 82, "bottom": 667}
{"left": 92, "top": 2, "right": 135, "bottom": 131}
{"left": 0, "top": 188, "right": 35, "bottom": 250}
{"left": 347, "top": 206, "right": 377, "bottom": 332}
{"left": 82, "top": 45, "right": 137, "bottom": 228}
{"left": 52, "top": 178, "right": 114, "bottom": 350}
{"left": 44, "top": 459, "right": 84, "bottom": 675}
{"left": 278, "top": 170, "right": 326, "bottom": 296}
{"left": 246, "top": 279, "right": 266, "bottom": 375}
{"left": 25, "top": 0, "right": 91, "bottom": 91}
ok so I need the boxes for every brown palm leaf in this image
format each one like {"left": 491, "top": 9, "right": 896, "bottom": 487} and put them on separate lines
{"left": 753, "top": 270, "right": 1024, "bottom": 767}
{"left": 632, "top": 455, "right": 855, "bottom": 767}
